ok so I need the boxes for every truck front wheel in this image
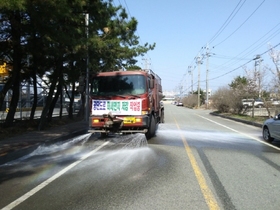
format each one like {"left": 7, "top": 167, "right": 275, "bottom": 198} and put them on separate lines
{"left": 145, "top": 115, "right": 156, "bottom": 140}
{"left": 160, "top": 110, "right": 164, "bottom": 123}
{"left": 100, "top": 133, "right": 108, "bottom": 139}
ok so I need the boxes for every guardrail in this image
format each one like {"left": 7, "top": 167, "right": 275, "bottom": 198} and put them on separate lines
{"left": 0, "top": 107, "right": 69, "bottom": 122}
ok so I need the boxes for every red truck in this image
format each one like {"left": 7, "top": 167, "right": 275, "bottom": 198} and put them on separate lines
{"left": 88, "top": 69, "right": 164, "bottom": 139}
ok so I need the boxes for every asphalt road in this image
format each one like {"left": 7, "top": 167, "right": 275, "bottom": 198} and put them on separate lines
{"left": 1, "top": 103, "right": 280, "bottom": 210}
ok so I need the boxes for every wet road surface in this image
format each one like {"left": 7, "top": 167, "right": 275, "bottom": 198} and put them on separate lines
{"left": 1, "top": 103, "right": 280, "bottom": 210}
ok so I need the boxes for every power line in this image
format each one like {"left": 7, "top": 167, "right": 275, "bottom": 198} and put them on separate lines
{"left": 182, "top": 42, "right": 280, "bottom": 94}
{"left": 185, "top": 0, "right": 247, "bottom": 80}
{"left": 239, "top": 27, "right": 280, "bottom": 58}
{"left": 213, "top": 54, "right": 250, "bottom": 60}
{"left": 214, "top": 0, "right": 266, "bottom": 47}
{"left": 189, "top": 0, "right": 246, "bottom": 70}
{"left": 207, "top": 42, "right": 280, "bottom": 82}
{"left": 187, "top": 0, "right": 267, "bottom": 76}
{"left": 116, "top": 0, "right": 154, "bottom": 70}
{"left": 186, "top": 0, "right": 245, "bottom": 76}
{"left": 208, "top": 0, "right": 246, "bottom": 45}
{"left": 121, "top": 0, "right": 132, "bottom": 18}
{"left": 210, "top": 23, "right": 280, "bottom": 73}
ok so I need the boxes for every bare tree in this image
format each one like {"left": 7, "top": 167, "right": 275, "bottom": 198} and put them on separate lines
{"left": 245, "top": 63, "right": 264, "bottom": 99}
{"left": 182, "top": 94, "right": 197, "bottom": 108}
{"left": 268, "top": 46, "right": 280, "bottom": 98}
{"left": 211, "top": 86, "right": 243, "bottom": 114}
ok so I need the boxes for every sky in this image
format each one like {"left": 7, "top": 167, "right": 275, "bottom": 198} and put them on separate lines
{"left": 113, "top": 0, "right": 280, "bottom": 95}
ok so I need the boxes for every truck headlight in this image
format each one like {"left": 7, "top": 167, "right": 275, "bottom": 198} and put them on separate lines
{"left": 141, "top": 111, "right": 148, "bottom": 115}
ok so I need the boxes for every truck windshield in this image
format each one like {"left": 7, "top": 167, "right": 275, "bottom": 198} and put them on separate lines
{"left": 91, "top": 75, "right": 146, "bottom": 96}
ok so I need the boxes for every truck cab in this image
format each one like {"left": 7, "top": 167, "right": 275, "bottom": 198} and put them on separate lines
{"left": 88, "top": 70, "right": 163, "bottom": 139}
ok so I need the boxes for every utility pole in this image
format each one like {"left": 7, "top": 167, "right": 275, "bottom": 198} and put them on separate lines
{"left": 188, "top": 66, "right": 194, "bottom": 94}
{"left": 253, "top": 54, "right": 263, "bottom": 98}
{"left": 205, "top": 44, "right": 210, "bottom": 109}
{"left": 184, "top": 73, "right": 187, "bottom": 96}
{"left": 196, "top": 55, "right": 202, "bottom": 108}
{"left": 204, "top": 44, "right": 214, "bottom": 109}
{"left": 206, "top": 45, "right": 209, "bottom": 109}
{"left": 258, "top": 57, "right": 262, "bottom": 98}
{"left": 142, "top": 58, "right": 151, "bottom": 70}
{"left": 179, "top": 85, "right": 183, "bottom": 98}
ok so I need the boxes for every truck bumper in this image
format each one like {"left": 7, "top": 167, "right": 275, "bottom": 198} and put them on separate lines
{"left": 88, "top": 114, "right": 149, "bottom": 134}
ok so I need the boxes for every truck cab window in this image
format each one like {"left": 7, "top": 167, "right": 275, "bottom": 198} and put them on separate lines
{"left": 91, "top": 75, "right": 146, "bottom": 95}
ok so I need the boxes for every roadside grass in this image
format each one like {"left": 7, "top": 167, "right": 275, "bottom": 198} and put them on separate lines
{"left": 213, "top": 112, "right": 269, "bottom": 124}
{"left": 228, "top": 114, "right": 268, "bottom": 124}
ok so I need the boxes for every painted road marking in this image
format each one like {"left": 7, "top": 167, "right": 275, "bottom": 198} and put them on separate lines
{"left": 173, "top": 118, "right": 220, "bottom": 210}
{"left": 1, "top": 141, "right": 110, "bottom": 210}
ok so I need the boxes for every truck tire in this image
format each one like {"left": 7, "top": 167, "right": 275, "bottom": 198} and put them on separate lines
{"left": 100, "top": 133, "right": 108, "bottom": 139}
{"left": 145, "top": 115, "right": 156, "bottom": 140}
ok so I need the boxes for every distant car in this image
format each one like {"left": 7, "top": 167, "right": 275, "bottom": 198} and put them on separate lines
{"left": 242, "top": 99, "right": 264, "bottom": 108}
{"left": 271, "top": 99, "right": 280, "bottom": 105}
{"left": 176, "top": 102, "right": 183, "bottom": 106}
{"left": 262, "top": 113, "right": 280, "bottom": 142}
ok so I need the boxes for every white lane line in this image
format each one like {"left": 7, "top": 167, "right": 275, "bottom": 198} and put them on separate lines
{"left": 197, "top": 114, "right": 280, "bottom": 151}
{"left": 1, "top": 141, "right": 110, "bottom": 210}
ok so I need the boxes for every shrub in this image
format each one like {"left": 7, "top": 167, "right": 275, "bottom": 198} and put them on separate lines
{"left": 212, "top": 86, "right": 243, "bottom": 114}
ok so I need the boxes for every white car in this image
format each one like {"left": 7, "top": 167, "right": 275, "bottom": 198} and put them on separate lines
{"left": 272, "top": 100, "right": 280, "bottom": 105}
{"left": 176, "top": 102, "right": 183, "bottom": 106}
{"left": 262, "top": 113, "right": 280, "bottom": 142}
{"left": 242, "top": 99, "right": 264, "bottom": 108}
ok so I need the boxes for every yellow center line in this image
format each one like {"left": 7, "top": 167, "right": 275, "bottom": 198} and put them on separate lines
{"left": 174, "top": 118, "right": 220, "bottom": 210}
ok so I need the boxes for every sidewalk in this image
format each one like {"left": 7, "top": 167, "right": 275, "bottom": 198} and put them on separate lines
{"left": 0, "top": 120, "right": 89, "bottom": 165}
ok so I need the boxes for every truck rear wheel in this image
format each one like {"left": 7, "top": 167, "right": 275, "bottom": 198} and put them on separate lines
{"left": 145, "top": 115, "right": 156, "bottom": 140}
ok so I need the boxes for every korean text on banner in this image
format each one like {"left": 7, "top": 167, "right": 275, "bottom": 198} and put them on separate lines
{"left": 92, "top": 100, "right": 142, "bottom": 115}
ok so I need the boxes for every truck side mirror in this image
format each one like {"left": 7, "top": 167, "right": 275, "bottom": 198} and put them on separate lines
{"left": 149, "top": 80, "right": 154, "bottom": 89}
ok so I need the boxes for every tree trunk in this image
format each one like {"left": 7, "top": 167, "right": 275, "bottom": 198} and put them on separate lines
{"left": 59, "top": 86, "right": 63, "bottom": 119}
{"left": 5, "top": 11, "right": 22, "bottom": 126}
{"left": 47, "top": 82, "right": 61, "bottom": 121}
{"left": 68, "top": 82, "right": 76, "bottom": 119}
{"left": 38, "top": 63, "right": 61, "bottom": 130}
{"left": 5, "top": 73, "right": 20, "bottom": 126}
{"left": 38, "top": 81, "right": 56, "bottom": 130}
{"left": 79, "top": 83, "right": 86, "bottom": 119}
{"left": 30, "top": 72, "right": 37, "bottom": 120}
{"left": 0, "top": 78, "right": 12, "bottom": 112}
